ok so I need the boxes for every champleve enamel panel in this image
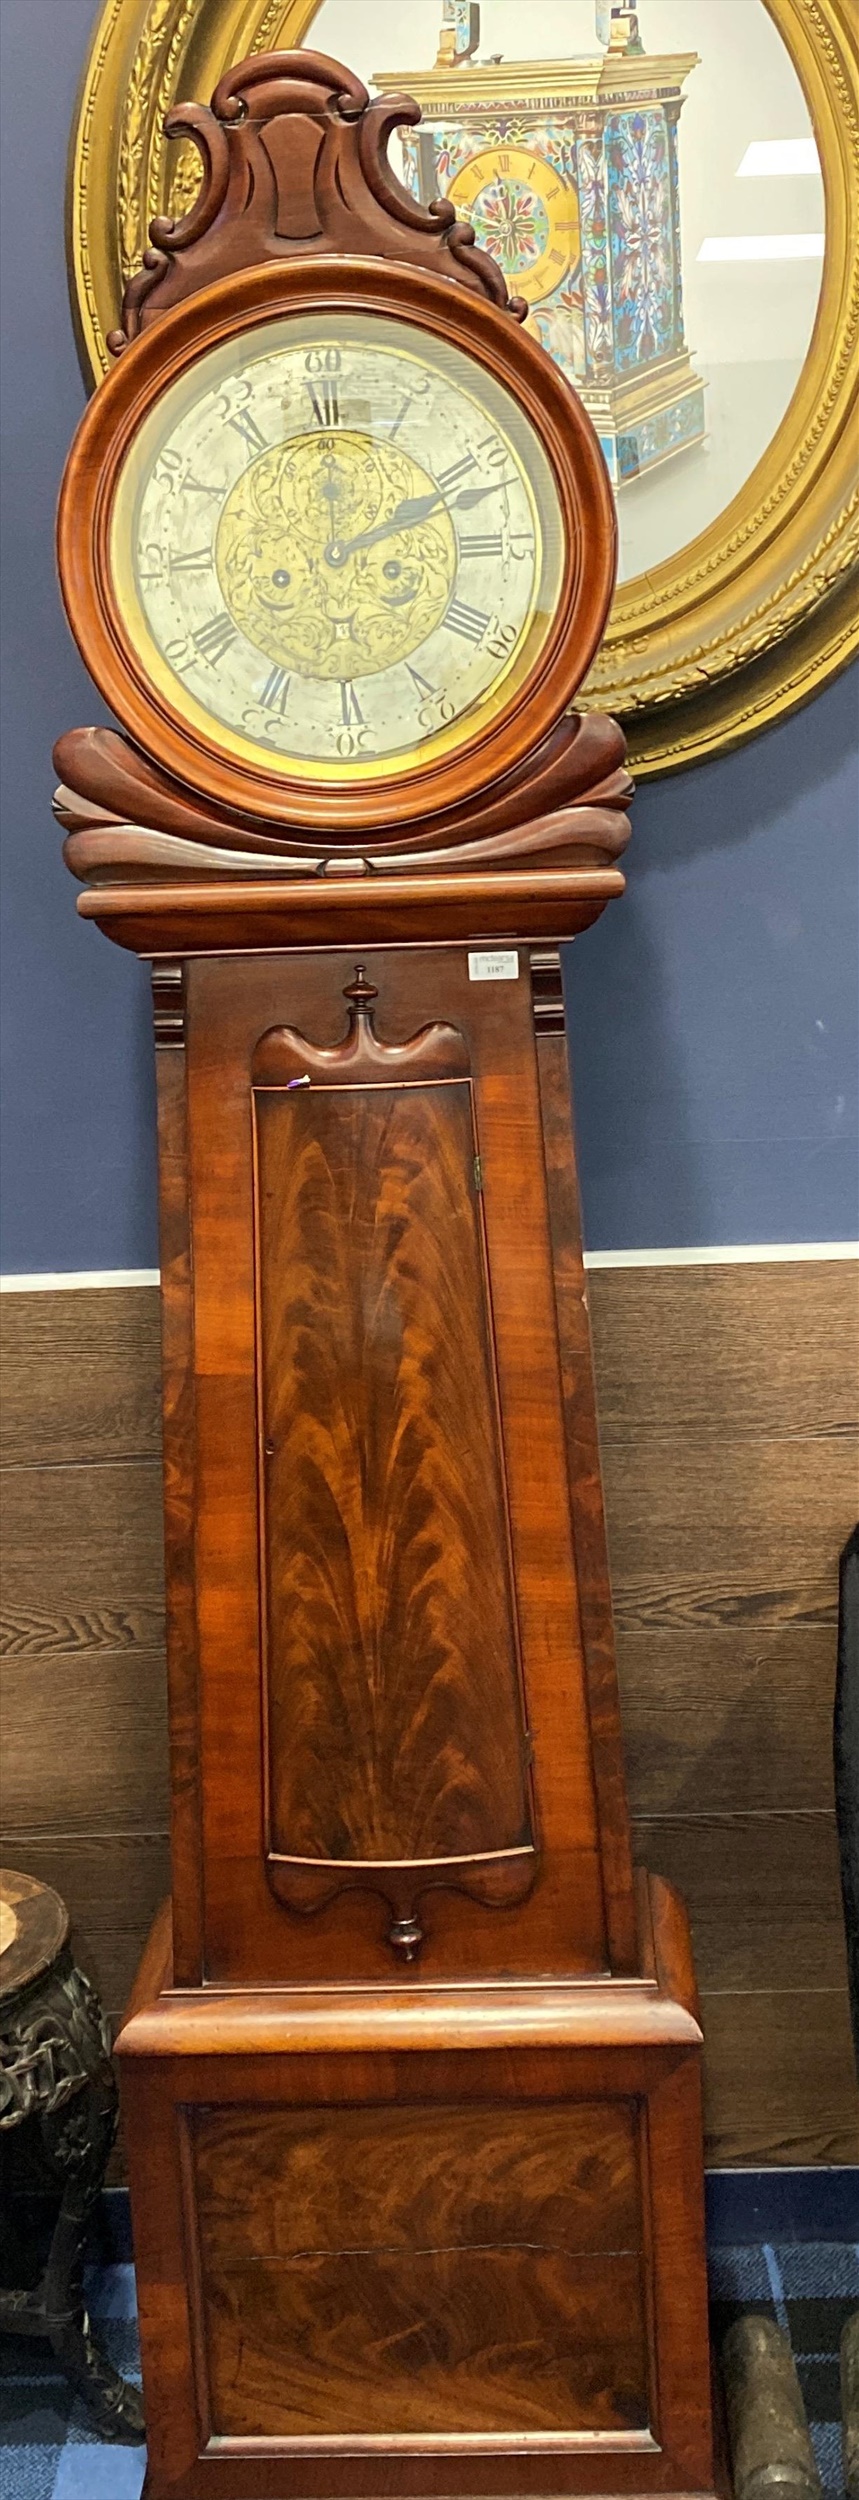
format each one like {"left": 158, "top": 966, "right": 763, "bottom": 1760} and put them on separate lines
{"left": 110, "top": 309, "right": 566, "bottom": 785}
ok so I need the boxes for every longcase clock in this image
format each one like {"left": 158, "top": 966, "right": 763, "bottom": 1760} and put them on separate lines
{"left": 54, "top": 48, "right": 716, "bottom": 2500}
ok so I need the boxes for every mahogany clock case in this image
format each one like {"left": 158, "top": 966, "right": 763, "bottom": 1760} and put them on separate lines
{"left": 112, "top": 947, "right": 715, "bottom": 2499}
{"left": 56, "top": 254, "right": 617, "bottom": 839}
{"left": 52, "top": 42, "right": 715, "bottom": 2500}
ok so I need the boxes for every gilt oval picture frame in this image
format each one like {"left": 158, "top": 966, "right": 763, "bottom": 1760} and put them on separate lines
{"left": 67, "top": 0, "right": 859, "bottom": 775}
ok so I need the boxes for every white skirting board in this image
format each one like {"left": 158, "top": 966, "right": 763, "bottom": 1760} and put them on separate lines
{"left": 1, "top": 1245, "right": 857, "bottom": 1291}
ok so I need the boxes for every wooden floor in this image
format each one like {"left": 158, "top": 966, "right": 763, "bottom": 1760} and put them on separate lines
{"left": 2, "top": 1260, "right": 857, "bottom": 2166}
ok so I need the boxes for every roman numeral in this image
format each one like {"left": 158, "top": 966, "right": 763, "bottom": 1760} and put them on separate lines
{"left": 445, "top": 598, "right": 489, "bottom": 645}
{"left": 340, "top": 682, "right": 364, "bottom": 726}
{"left": 436, "top": 451, "right": 477, "bottom": 493}
{"left": 405, "top": 665, "right": 437, "bottom": 700}
{"left": 459, "top": 533, "right": 504, "bottom": 559}
{"left": 169, "top": 545, "right": 213, "bottom": 573}
{"left": 305, "top": 378, "right": 341, "bottom": 427}
{"left": 227, "top": 409, "right": 267, "bottom": 456}
{"left": 387, "top": 393, "right": 414, "bottom": 441}
{"left": 193, "top": 612, "right": 237, "bottom": 666}
{"left": 260, "top": 667, "right": 290, "bottom": 715}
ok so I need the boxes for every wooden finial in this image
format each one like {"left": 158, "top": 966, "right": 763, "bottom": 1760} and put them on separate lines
{"left": 342, "top": 965, "right": 379, "bottom": 1018}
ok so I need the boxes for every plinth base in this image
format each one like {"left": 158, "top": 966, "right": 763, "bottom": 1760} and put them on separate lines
{"left": 118, "top": 1872, "right": 715, "bottom": 2500}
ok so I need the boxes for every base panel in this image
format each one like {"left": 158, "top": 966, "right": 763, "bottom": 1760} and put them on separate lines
{"left": 119, "top": 1874, "right": 716, "bottom": 2500}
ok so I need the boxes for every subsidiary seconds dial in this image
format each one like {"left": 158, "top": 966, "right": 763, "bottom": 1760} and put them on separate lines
{"left": 110, "top": 308, "right": 566, "bottom": 787}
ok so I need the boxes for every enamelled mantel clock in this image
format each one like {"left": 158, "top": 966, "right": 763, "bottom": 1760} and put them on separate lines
{"left": 54, "top": 49, "right": 716, "bottom": 2500}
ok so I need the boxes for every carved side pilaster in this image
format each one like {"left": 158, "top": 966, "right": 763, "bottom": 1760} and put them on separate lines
{"left": 151, "top": 960, "right": 185, "bottom": 1048}
{"left": 530, "top": 948, "right": 565, "bottom": 1036}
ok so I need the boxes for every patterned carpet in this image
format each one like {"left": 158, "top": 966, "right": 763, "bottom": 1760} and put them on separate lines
{"left": 710, "top": 2238, "right": 858, "bottom": 2498}
{"left": 1, "top": 2236, "right": 856, "bottom": 2497}
{"left": 0, "top": 2262, "right": 144, "bottom": 2499}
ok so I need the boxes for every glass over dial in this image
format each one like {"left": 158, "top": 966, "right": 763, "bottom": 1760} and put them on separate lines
{"left": 110, "top": 308, "right": 566, "bottom": 786}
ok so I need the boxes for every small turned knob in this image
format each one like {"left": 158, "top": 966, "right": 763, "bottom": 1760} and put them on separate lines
{"left": 388, "top": 1913, "right": 424, "bottom": 1962}
{"left": 342, "top": 964, "right": 379, "bottom": 1016}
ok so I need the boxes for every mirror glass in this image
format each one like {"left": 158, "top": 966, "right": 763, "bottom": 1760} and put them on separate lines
{"left": 302, "top": 0, "right": 824, "bottom": 584}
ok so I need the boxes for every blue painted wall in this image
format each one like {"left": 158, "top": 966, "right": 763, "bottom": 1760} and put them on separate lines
{"left": 1, "top": 0, "right": 856, "bottom": 1270}
{"left": 565, "top": 672, "right": 858, "bottom": 1248}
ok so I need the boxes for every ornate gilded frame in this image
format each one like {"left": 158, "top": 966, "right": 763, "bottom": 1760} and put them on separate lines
{"left": 67, "top": 0, "right": 859, "bottom": 776}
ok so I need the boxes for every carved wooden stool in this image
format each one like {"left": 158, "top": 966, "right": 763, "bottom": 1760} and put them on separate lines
{"left": 0, "top": 1869, "right": 144, "bottom": 2441}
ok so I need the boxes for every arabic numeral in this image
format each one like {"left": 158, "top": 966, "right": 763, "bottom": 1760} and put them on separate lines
{"left": 304, "top": 347, "right": 342, "bottom": 374}
{"left": 164, "top": 633, "right": 193, "bottom": 671}
{"left": 484, "top": 620, "right": 518, "bottom": 660}
{"left": 421, "top": 694, "right": 456, "bottom": 729}
{"left": 136, "top": 541, "right": 167, "bottom": 586}
{"left": 154, "top": 448, "right": 220, "bottom": 498}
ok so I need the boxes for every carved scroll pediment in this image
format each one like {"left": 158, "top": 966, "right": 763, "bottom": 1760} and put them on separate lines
{"left": 252, "top": 966, "right": 470, "bottom": 1089}
{"left": 54, "top": 715, "right": 633, "bottom": 889}
{"left": 108, "top": 49, "right": 527, "bottom": 352}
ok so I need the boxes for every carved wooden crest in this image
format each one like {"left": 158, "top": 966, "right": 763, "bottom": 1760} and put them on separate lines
{"left": 108, "top": 49, "right": 527, "bottom": 352}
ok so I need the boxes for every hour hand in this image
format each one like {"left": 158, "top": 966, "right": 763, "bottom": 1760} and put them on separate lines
{"left": 324, "top": 474, "right": 514, "bottom": 566}
{"left": 325, "top": 488, "right": 443, "bottom": 565}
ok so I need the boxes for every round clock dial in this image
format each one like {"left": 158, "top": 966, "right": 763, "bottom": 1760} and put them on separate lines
{"left": 109, "top": 308, "right": 565, "bottom": 787}
{"left": 445, "top": 150, "right": 580, "bottom": 310}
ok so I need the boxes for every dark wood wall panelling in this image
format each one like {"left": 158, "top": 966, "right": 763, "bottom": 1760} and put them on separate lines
{"left": 2, "top": 1261, "right": 857, "bottom": 2166}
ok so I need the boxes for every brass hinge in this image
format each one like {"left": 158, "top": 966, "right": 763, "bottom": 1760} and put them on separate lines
{"left": 473, "top": 1154, "right": 483, "bottom": 1192}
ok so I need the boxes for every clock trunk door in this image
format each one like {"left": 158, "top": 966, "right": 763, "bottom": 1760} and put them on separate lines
{"left": 182, "top": 948, "right": 606, "bottom": 1985}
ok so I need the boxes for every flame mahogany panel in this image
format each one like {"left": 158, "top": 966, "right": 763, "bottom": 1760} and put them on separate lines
{"left": 183, "top": 947, "right": 609, "bottom": 1987}
{"left": 254, "top": 1044, "right": 535, "bottom": 1953}
{"left": 191, "top": 2099, "right": 647, "bottom": 2440}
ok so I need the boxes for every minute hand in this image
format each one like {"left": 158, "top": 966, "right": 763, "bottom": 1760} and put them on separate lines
{"left": 325, "top": 476, "right": 512, "bottom": 563}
